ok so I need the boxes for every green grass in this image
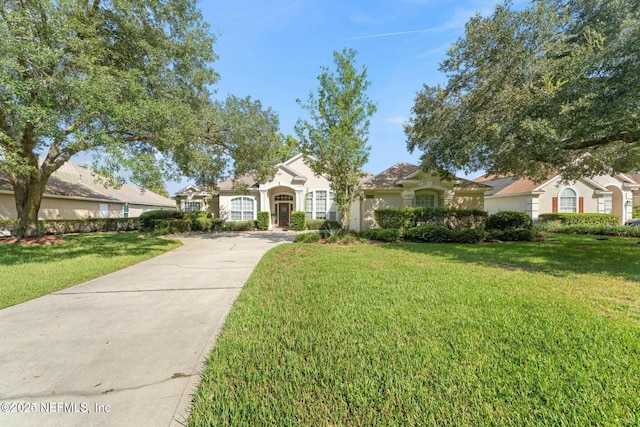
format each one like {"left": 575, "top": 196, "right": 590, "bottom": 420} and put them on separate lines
{"left": 0, "top": 231, "right": 181, "bottom": 309}
{"left": 190, "top": 234, "right": 640, "bottom": 426}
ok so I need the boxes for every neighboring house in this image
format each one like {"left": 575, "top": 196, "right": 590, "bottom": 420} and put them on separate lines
{"left": 475, "top": 173, "right": 640, "bottom": 225}
{"left": 0, "top": 161, "right": 175, "bottom": 220}
{"left": 358, "top": 162, "right": 491, "bottom": 230}
{"left": 174, "top": 155, "right": 492, "bottom": 231}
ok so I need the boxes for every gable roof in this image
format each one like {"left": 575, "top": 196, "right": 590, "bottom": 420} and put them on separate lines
{"left": 361, "top": 162, "right": 491, "bottom": 190}
{"left": 0, "top": 161, "right": 175, "bottom": 207}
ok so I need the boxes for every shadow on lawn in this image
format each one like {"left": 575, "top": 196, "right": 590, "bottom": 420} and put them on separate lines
{"left": 381, "top": 235, "right": 640, "bottom": 282}
{"left": 0, "top": 232, "right": 179, "bottom": 267}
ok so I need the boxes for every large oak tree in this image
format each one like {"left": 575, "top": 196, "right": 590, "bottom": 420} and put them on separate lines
{"left": 295, "top": 48, "right": 376, "bottom": 230}
{"left": 405, "top": 0, "right": 640, "bottom": 181}
{"left": 0, "top": 1, "right": 284, "bottom": 238}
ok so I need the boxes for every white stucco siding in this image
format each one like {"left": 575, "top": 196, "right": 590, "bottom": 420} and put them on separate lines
{"left": 484, "top": 195, "right": 530, "bottom": 216}
{"left": 538, "top": 180, "right": 598, "bottom": 214}
{"left": 450, "top": 193, "right": 485, "bottom": 210}
{"left": 218, "top": 192, "right": 259, "bottom": 221}
{"left": 362, "top": 193, "right": 403, "bottom": 229}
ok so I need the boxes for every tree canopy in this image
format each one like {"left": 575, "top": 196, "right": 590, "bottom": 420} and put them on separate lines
{"left": 405, "top": 0, "right": 640, "bottom": 181}
{"left": 0, "top": 0, "right": 283, "bottom": 237}
{"left": 295, "top": 48, "right": 377, "bottom": 229}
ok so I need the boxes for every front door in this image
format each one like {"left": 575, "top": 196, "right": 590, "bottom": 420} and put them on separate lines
{"left": 278, "top": 203, "right": 290, "bottom": 227}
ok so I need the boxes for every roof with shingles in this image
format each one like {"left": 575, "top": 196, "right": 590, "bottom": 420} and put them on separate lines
{"left": 361, "top": 162, "right": 491, "bottom": 190}
{"left": 474, "top": 174, "right": 555, "bottom": 196}
{"left": 0, "top": 161, "right": 175, "bottom": 207}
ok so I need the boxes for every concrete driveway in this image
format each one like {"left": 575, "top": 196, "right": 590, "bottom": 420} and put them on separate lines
{"left": 0, "top": 231, "right": 294, "bottom": 427}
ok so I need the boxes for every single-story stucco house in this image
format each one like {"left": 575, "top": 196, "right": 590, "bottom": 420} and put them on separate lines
{"left": 474, "top": 173, "right": 640, "bottom": 225}
{"left": 173, "top": 154, "right": 492, "bottom": 231}
{"left": 0, "top": 161, "right": 175, "bottom": 220}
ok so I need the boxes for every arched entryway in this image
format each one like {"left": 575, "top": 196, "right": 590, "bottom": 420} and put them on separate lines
{"left": 606, "top": 185, "right": 624, "bottom": 225}
{"left": 269, "top": 187, "right": 296, "bottom": 228}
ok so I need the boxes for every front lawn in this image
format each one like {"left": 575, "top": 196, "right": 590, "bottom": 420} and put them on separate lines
{"left": 190, "top": 234, "right": 640, "bottom": 426}
{"left": 0, "top": 231, "right": 181, "bottom": 309}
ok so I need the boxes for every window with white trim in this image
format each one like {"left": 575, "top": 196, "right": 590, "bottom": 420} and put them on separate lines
{"left": 603, "top": 193, "right": 612, "bottom": 214}
{"left": 183, "top": 201, "right": 202, "bottom": 212}
{"left": 559, "top": 188, "right": 577, "bottom": 213}
{"left": 414, "top": 193, "right": 436, "bottom": 208}
{"left": 230, "top": 196, "right": 255, "bottom": 221}
{"left": 122, "top": 203, "right": 130, "bottom": 218}
{"left": 305, "top": 190, "right": 337, "bottom": 220}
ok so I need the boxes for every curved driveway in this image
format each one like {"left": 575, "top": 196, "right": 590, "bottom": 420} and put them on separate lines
{"left": 0, "top": 232, "right": 294, "bottom": 427}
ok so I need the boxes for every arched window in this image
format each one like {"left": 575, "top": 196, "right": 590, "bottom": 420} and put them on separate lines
{"left": 274, "top": 194, "right": 294, "bottom": 201}
{"left": 559, "top": 188, "right": 577, "bottom": 213}
{"left": 230, "top": 196, "right": 255, "bottom": 221}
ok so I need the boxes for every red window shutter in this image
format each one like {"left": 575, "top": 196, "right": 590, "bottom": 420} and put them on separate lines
{"left": 579, "top": 197, "right": 584, "bottom": 213}
{"left": 552, "top": 197, "right": 558, "bottom": 213}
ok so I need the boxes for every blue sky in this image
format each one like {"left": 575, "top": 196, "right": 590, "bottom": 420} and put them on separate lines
{"left": 169, "top": 0, "right": 513, "bottom": 195}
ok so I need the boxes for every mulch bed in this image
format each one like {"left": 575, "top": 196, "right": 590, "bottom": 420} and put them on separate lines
{"left": 0, "top": 235, "right": 66, "bottom": 245}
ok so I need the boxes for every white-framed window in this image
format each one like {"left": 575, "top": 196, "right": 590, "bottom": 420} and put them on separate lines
{"left": 230, "top": 196, "right": 255, "bottom": 221}
{"left": 183, "top": 200, "right": 202, "bottom": 212}
{"left": 603, "top": 193, "right": 612, "bottom": 214}
{"left": 99, "top": 203, "right": 109, "bottom": 218}
{"left": 414, "top": 193, "right": 436, "bottom": 208}
{"left": 274, "top": 194, "right": 294, "bottom": 201}
{"left": 122, "top": 203, "right": 130, "bottom": 218}
{"left": 305, "top": 190, "right": 337, "bottom": 220}
{"left": 559, "top": 188, "right": 577, "bottom": 213}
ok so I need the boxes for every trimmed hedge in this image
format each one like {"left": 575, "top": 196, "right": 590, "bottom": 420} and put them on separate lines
{"left": 538, "top": 213, "right": 620, "bottom": 226}
{"left": 374, "top": 207, "right": 487, "bottom": 230}
{"left": 225, "top": 220, "right": 255, "bottom": 232}
{"left": 306, "top": 219, "right": 341, "bottom": 230}
{"left": 485, "top": 211, "right": 533, "bottom": 242}
{"left": 361, "top": 228, "right": 403, "bottom": 242}
{"left": 0, "top": 218, "right": 140, "bottom": 235}
{"left": 290, "top": 211, "right": 306, "bottom": 231}
{"left": 404, "top": 225, "right": 485, "bottom": 243}
{"left": 486, "top": 211, "right": 532, "bottom": 230}
{"left": 150, "top": 219, "right": 191, "bottom": 234}
{"left": 140, "top": 209, "right": 184, "bottom": 230}
{"left": 257, "top": 211, "right": 270, "bottom": 231}
{"left": 546, "top": 225, "right": 640, "bottom": 237}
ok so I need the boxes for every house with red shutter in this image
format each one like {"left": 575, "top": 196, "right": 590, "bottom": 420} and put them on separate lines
{"left": 474, "top": 173, "right": 640, "bottom": 225}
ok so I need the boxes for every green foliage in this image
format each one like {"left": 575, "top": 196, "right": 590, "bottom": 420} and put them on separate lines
{"left": 486, "top": 228, "right": 533, "bottom": 242}
{"left": 224, "top": 221, "right": 255, "bottom": 232}
{"left": 405, "top": 225, "right": 453, "bottom": 243}
{"left": 294, "top": 233, "right": 322, "bottom": 243}
{"left": 256, "top": 211, "right": 271, "bottom": 231}
{"left": 634, "top": 206, "right": 640, "bottom": 219}
{"left": 539, "top": 213, "right": 619, "bottom": 226}
{"left": 306, "top": 219, "right": 341, "bottom": 230}
{"left": 190, "top": 238, "right": 640, "bottom": 425}
{"left": 150, "top": 219, "right": 191, "bottom": 234}
{"left": 544, "top": 225, "right": 640, "bottom": 237}
{"left": 486, "top": 211, "right": 533, "bottom": 231}
{"left": 210, "top": 218, "right": 226, "bottom": 232}
{"left": 374, "top": 207, "right": 487, "bottom": 230}
{"left": 139, "top": 210, "right": 184, "bottom": 230}
{"left": 0, "top": 218, "right": 140, "bottom": 235}
{"left": 405, "top": 0, "right": 640, "bottom": 181}
{"left": 361, "top": 228, "right": 403, "bottom": 242}
{"left": 295, "top": 48, "right": 377, "bottom": 229}
{"left": 290, "top": 211, "right": 306, "bottom": 231}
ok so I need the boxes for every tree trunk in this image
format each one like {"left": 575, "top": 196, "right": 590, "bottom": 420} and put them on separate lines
{"left": 12, "top": 172, "right": 46, "bottom": 239}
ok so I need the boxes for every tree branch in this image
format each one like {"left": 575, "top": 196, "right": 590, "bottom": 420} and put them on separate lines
{"left": 563, "top": 131, "right": 640, "bottom": 150}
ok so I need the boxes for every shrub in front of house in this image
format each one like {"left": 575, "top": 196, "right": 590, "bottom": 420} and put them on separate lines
{"left": 210, "top": 218, "right": 226, "bottom": 232}
{"left": 485, "top": 211, "right": 533, "bottom": 241}
{"left": 257, "top": 211, "right": 270, "bottom": 231}
{"left": 150, "top": 219, "right": 191, "bottom": 234}
{"left": 306, "top": 219, "right": 341, "bottom": 230}
{"left": 294, "top": 232, "right": 322, "bottom": 243}
{"left": 290, "top": 211, "right": 306, "bottom": 231}
{"left": 374, "top": 207, "right": 488, "bottom": 231}
{"left": 224, "top": 220, "right": 255, "bottom": 232}
{"left": 140, "top": 210, "right": 184, "bottom": 230}
{"left": 405, "top": 225, "right": 452, "bottom": 243}
{"left": 361, "top": 228, "right": 403, "bottom": 242}
{"left": 538, "top": 213, "right": 619, "bottom": 226}
{"left": 549, "top": 225, "right": 640, "bottom": 237}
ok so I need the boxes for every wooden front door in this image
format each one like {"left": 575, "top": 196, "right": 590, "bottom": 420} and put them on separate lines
{"left": 278, "top": 203, "right": 291, "bottom": 227}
